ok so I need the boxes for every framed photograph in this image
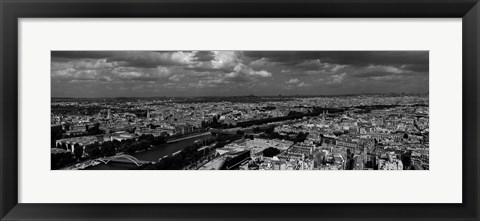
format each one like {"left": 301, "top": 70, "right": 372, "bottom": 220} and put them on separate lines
{"left": 1, "top": 0, "right": 479, "bottom": 220}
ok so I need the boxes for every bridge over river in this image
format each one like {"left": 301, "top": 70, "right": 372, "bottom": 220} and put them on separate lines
{"left": 86, "top": 132, "right": 215, "bottom": 170}
{"left": 94, "top": 154, "right": 153, "bottom": 167}
{"left": 166, "top": 132, "right": 212, "bottom": 143}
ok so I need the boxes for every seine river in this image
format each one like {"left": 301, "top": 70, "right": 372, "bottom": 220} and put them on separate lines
{"left": 85, "top": 133, "right": 214, "bottom": 170}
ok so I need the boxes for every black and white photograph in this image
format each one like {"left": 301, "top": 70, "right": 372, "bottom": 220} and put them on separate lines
{"left": 4, "top": 0, "right": 479, "bottom": 219}
{"left": 50, "top": 51, "right": 429, "bottom": 170}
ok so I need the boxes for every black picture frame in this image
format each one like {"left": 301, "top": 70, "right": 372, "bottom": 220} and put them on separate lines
{"left": 1, "top": 0, "right": 479, "bottom": 220}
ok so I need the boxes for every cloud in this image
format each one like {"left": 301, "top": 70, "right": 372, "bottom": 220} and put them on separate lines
{"left": 52, "top": 51, "right": 196, "bottom": 68}
{"left": 330, "top": 64, "right": 346, "bottom": 72}
{"left": 106, "top": 66, "right": 171, "bottom": 81}
{"left": 168, "top": 74, "right": 184, "bottom": 82}
{"left": 347, "top": 65, "right": 424, "bottom": 83}
{"left": 284, "top": 78, "right": 311, "bottom": 89}
{"left": 253, "top": 70, "right": 271, "bottom": 77}
{"left": 193, "top": 78, "right": 229, "bottom": 88}
{"left": 114, "top": 71, "right": 163, "bottom": 81}
{"left": 72, "top": 70, "right": 99, "bottom": 80}
{"left": 402, "top": 64, "right": 429, "bottom": 72}
{"left": 330, "top": 72, "right": 347, "bottom": 84}
{"left": 51, "top": 59, "right": 117, "bottom": 71}
{"left": 114, "top": 51, "right": 195, "bottom": 68}
{"left": 193, "top": 51, "right": 215, "bottom": 62}
{"left": 282, "top": 60, "right": 346, "bottom": 77}
{"left": 233, "top": 63, "right": 272, "bottom": 77}
{"left": 51, "top": 67, "right": 76, "bottom": 78}
{"left": 297, "top": 82, "right": 311, "bottom": 87}
{"left": 249, "top": 58, "right": 275, "bottom": 68}
{"left": 243, "top": 51, "right": 428, "bottom": 67}
{"left": 286, "top": 78, "right": 300, "bottom": 84}
{"left": 72, "top": 59, "right": 116, "bottom": 69}
{"left": 51, "top": 51, "right": 429, "bottom": 97}
{"left": 224, "top": 64, "right": 272, "bottom": 83}
{"left": 154, "top": 66, "right": 172, "bottom": 78}
{"left": 295, "top": 59, "right": 323, "bottom": 69}
{"left": 211, "top": 51, "right": 243, "bottom": 70}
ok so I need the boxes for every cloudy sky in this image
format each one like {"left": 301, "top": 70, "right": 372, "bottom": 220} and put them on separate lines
{"left": 51, "top": 51, "right": 428, "bottom": 97}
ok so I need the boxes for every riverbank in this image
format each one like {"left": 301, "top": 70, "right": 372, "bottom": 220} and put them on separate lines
{"left": 85, "top": 133, "right": 215, "bottom": 170}
{"left": 167, "top": 132, "right": 212, "bottom": 143}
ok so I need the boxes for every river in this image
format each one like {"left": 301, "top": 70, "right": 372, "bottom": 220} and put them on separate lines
{"left": 85, "top": 133, "right": 214, "bottom": 170}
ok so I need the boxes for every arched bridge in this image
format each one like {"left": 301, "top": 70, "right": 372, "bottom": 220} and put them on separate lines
{"left": 95, "top": 154, "right": 151, "bottom": 167}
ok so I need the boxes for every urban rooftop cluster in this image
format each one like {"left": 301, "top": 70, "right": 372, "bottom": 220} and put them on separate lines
{"left": 51, "top": 94, "right": 429, "bottom": 170}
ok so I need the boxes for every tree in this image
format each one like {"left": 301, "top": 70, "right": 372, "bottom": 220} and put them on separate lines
{"left": 236, "top": 130, "right": 245, "bottom": 136}
{"left": 51, "top": 152, "right": 76, "bottom": 169}
{"left": 333, "top": 131, "right": 343, "bottom": 136}
{"left": 139, "top": 134, "right": 154, "bottom": 141}
{"left": 73, "top": 145, "right": 83, "bottom": 159}
{"left": 85, "top": 143, "right": 101, "bottom": 158}
{"left": 112, "top": 139, "right": 120, "bottom": 147}
{"left": 103, "top": 141, "right": 114, "bottom": 149}
{"left": 100, "top": 141, "right": 116, "bottom": 156}
{"left": 295, "top": 132, "right": 309, "bottom": 143}
{"left": 401, "top": 151, "right": 412, "bottom": 169}
{"left": 263, "top": 147, "right": 281, "bottom": 157}
{"left": 265, "top": 126, "right": 275, "bottom": 134}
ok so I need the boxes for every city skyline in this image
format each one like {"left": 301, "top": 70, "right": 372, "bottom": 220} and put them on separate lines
{"left": 51, "top": 51, "right": 429, "bottom": 170}
{"left": 51, "top": 51, "right": 429, "bottom": 98}
{"left": 52, "top": 95, "right": 429, "bottom": 170}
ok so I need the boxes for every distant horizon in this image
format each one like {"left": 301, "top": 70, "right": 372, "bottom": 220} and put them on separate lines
{"left": 51, "top": 51, "right": 429, "bottom": 97}
{"left": 51, "top": 92, "right": 429, "bottom": 99}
